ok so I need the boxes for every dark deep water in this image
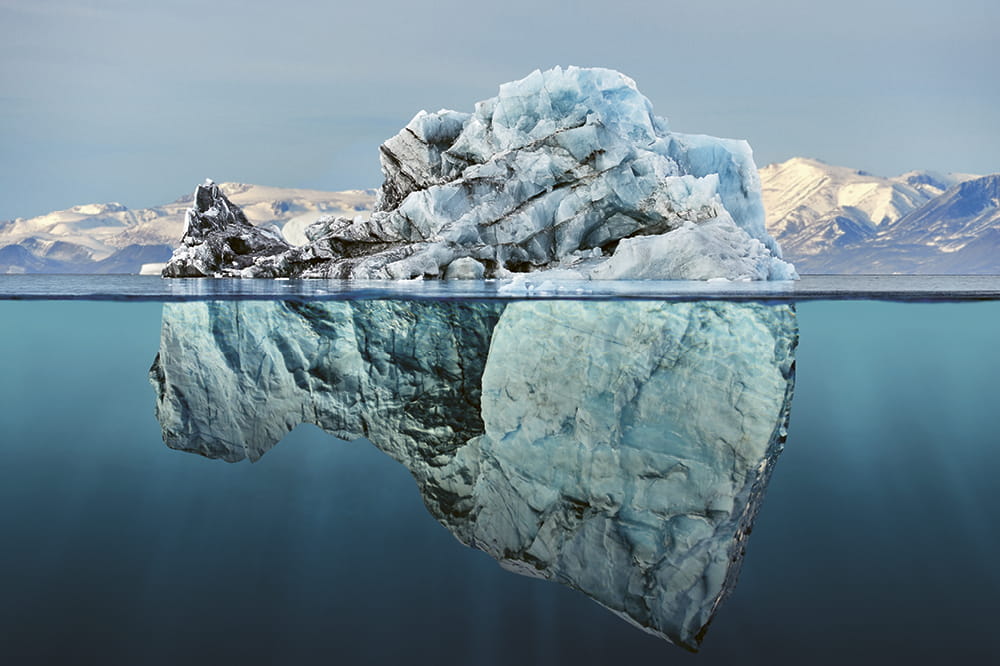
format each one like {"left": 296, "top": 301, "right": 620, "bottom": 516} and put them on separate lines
{"left": 1, "top": 297, "right": 999, "bottom": 665}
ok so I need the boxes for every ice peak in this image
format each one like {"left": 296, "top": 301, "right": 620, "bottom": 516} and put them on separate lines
{"left": 482, "top": 66, "right": 660, "bottom": 152}
{"left": 164, "top": 67, "right": 795, "bottom": 280}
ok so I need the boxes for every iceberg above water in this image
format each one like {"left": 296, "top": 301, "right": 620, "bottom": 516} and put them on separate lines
{"left": 162, "top": 67, "right": 796, "bottom": 280}
{"left": 149, "top": 299, "right": 797, "bottom": 650}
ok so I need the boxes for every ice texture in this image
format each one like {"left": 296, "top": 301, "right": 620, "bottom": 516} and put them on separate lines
{"left": 458, "top": 302, "right": 796, "bottom": 646}
{"left": 162, "top": 67, "right": 796, "bottom": 280}
{"left": 149, "top": 298, "right": 797, "bottom": 649}
{"left": 161, "top": 182, "right": 291, "bottom": 277}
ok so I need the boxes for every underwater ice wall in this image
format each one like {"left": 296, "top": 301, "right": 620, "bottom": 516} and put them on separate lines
{"left": 150, "top": 298, "right": 797, "bottom": 650}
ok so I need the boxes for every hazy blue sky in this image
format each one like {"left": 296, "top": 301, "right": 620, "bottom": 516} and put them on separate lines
{"left": 1, "top": 0, "right": 997, "bottom": 219}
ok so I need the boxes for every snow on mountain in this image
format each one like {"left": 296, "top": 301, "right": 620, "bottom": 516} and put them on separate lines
{"left": 760, "top": 157, "right": 975, "bottom": 253}
{"left": 0, "top": 184, "right": 375, "bottom": 273}
{"left": 887, "top": 174, "right": 1000, "bottom": 250}
{"left": 759, "top": 157, "right": 996, "bottom": 273}
{"left": 831, "top": 174, "right": 1000, "bottom": 274}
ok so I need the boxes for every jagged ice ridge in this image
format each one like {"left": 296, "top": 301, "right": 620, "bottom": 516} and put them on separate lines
{"left": 162, "top": 67, "right": 796, "bottom": 280}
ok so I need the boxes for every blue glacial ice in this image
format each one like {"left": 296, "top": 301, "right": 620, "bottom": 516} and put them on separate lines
{"left": 149, "top": 298, "right": 797, "bottom": 650}
{"left": 163, "top": 67, "right": 796, "bottom": 281}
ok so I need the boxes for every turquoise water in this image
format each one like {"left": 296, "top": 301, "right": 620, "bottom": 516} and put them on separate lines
{"left": 1, "top": 298, "right": 999, "bottom": 664}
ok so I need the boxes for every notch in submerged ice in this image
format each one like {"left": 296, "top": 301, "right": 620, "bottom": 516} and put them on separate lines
{"left": 162, "top": 66, "right": 796, "bottom": 280}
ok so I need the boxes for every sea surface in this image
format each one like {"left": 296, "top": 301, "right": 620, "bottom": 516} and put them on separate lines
{"left": 1, "top": 275, "right": 999, "bottom": 665}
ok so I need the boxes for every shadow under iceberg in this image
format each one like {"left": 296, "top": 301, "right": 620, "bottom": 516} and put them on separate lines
{"left": 149, "top": 298, "right": 797, "bottom": 651}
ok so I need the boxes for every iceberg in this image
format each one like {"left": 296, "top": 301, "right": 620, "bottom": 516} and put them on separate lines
{"left": 163, "top": 67, "right": 796, "bottom": 280}
{"left": 149, "top": 298, "right": 797, "bottom": 649}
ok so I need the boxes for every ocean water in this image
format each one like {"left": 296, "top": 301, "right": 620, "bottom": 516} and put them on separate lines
{"left": 2, "top": 274, "right": 1000, "bottom": 301}
{"left": 1, "top": 280, "right": 999, "bottom": 665}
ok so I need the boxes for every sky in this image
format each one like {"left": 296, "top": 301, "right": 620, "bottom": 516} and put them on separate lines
{"left": 1, "top": 0, "right": 998, "bottom": 220}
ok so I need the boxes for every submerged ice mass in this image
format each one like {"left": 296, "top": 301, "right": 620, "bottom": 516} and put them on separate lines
{"left": 162, "top": 67, "right": 796, "bottom": 280}
{"left": 149, "top": 299, "right": 797, "bottom": 650}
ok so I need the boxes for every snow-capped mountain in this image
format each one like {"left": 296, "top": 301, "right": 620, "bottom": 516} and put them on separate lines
{"left": 760, "top": 158, "right": 998, "bottom": 273}
{"left": 0, "top": 184, "right": 375, "bottom": 274}
{"left": 3, "top": 160, "right": 998, "bottom": 274}
{"left": 760, "top": 157, "right": 975, "bottom": 254}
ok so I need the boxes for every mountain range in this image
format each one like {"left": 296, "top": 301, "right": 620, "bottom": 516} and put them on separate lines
{"left": 1, "top": 159, "right": 997, "bottom": 274}
{"left": 0, "top": 184, "right": 374, "bottom": 275}
{"left": 760, "top": 157, "right": 997, "bottom": 273}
